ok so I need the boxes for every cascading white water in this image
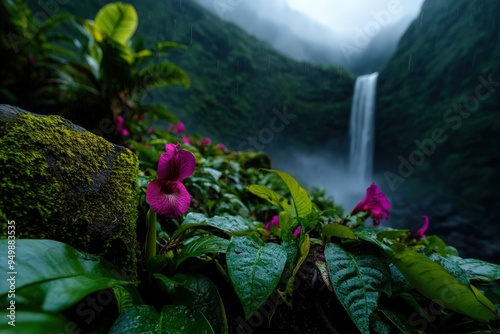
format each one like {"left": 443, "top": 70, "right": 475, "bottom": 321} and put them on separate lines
{"left": 348, "top": 72, "right": 379, "bottom": 189}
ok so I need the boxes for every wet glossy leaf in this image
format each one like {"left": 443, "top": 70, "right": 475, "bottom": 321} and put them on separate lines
{"left": 389, "top": 244, "right": 499, "bottom": 323}
{"left": 0, "top": 310, "right": 68, "bottom": 334}
{"left": 246, "top": 184, "right": 291, "bottom": 212}
{"left": 176, "top": 235, "right": 229, "bottom": 268}
{"left": 173, "top": 213, "right": 251, "bottom": 239}
{"left": 0, "top": 239, "right": 133, "bottom": 312}
{"left": 109, "top": 305, "right": 159, "bottom": 333}
{"left": 155, "top": 273, "right": 227, "bottom": 333}
{"left": 446, "top": 256, "right": 500, "bottom": 282}
{"left": 322, "top": 223, "right": 357, "bottom": 240}
{"left": 263, "top": 169, "right": 312, "bottom": 217}
{"left": 159, "top": 305, "right": 214, "bottom": 333}
{"left": 226, "top": 236, "right": 287, "bottom": 318}
{"left": 324, "top": 243, "right": 391, "bottom": 334}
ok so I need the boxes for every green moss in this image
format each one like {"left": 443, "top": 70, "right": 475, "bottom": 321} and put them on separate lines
{"left": 0, "top": 112, "right": 139, "bottom": 278}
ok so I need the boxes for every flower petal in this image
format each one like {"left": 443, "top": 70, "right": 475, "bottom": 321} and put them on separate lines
{"left": 351, "top": 183, "right": 391, "bottom": 225}
{"left": 146, "top": 179, "right": 191, "bottom": 217}
{"left": 414, "top": 215, "right": 429, "bottom": 239}
{"left": 265, "top": 215, "right": 280, "bottom": 231}
{"left": 157, "top": 143, "right": 196, "bottom": 181}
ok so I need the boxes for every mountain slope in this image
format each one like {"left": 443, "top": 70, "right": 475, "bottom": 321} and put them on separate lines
{"left": 35, "top": 0, "right": 355, "bottom": 150}
{"left": 376, "top": 0, "right": 500, "bottom": 210}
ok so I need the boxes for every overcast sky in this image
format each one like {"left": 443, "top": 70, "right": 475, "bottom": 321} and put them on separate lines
{"left": 285, "top": 0, "right": 425, "bottom": 39}
{"left": 197, "top": 0, "right": 426, "bottom": 72}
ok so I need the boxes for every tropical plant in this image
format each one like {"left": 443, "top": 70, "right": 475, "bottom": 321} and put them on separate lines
{"left": 24, "top": 2, "right": 189, "bottom": 143}
{"left": 4, "top": 154, "right": 500, "bottom": 333}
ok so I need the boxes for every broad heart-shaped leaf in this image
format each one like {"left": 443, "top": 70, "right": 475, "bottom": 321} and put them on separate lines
{"left": 172, "top": 213, "right": 251, "bottom": 239}
{"left": 446, "top": 256, "right": 500, "bottom": 282}
{"left": 109, "top": 305, "right": 160, "bottom": 334}
{"left": 154, "top": 273, "right": 227, "bottom": 333}
{"left": 226, "top": 236, "right": 287, "bottom": 319}
{"left": 388, "top": 244, "right": 499, "bottom": 323}
{"left": 0, "top": 310, "right": 68, "bottom": 334}
{"left": 0, "top": 239, "right": 133, "bottom": 312}
{"left": 176, "top": 235, "right": 230, "bottom": 268}
{"left": 324, "top": 243, "right": 391, "bottom": 334}
{"left": 246, "top": 184, "right": 291, "bottom": 212}
{"left": 94, "top": 2, "right": 138, "bottom": 44}
{"left": 263, "top": 169, "right": 312, "bottom": 217}
{"left": 322, "top": 223, "right": 357, "bottom": 240}
{"left": 160, "top": 305, "right": 215, "bottom": 333}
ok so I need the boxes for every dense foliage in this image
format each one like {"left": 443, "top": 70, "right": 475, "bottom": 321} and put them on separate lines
{"left": 25, "top": 0, "right": 355, "bottom": 150}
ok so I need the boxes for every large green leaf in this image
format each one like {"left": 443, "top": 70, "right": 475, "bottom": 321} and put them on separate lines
{"left": 109, "top": 305, "right": 159, "bottom": 333}
{"left": 154, "top": 273, "right": 227, "bottom": 333}
{"left": 246, "top": 184, "right": 291, "bottom": 212}
{"left": 324, "top": 243, "right": 391, "bottom": 334}
{"left": 0, "top": 310, "right": 68, "bottom": 334}
{"left": 226, "top": 236, "right": 287, "bottom": 318}
{"left": 94, "top": 2, "right": 138, "bottom": 44}
{"left": 263, "top": 169, "right": 312, "bottom": 217}
{"left": 322, "top": 223, "right": 357, "bottom": 240}
{"left": 160, "top": 305, "right": 215, "bottom": 333}
{"left": 0, "top": 239, "right": 133, "bottom": 312}
{"left": 176, "top": 235, "right": 230, "bottom": 268}
{"left": 388, "top": 244, "right": 499, "bottom": 323}
{"left": 172, "top": 213, "right": 251, "bottom": 239}
{"left": 446, "top": 256, "right": 500, "bottom": 282}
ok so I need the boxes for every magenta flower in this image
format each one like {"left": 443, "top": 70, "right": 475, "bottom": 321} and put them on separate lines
{"left": 216, "top": 143, "right": 226, "bottom": 151}
{"left": 168, "top": 122, "right": 186, "bottom": 133}
{"left": 414, "top": 215, "right": 429, "bottom": 239}
{"left": 351, "top": 183, "right": 391, "bottom": 226}
{"left": 182, "top": 135, "right": 192, "bottom": 145}
{"left": 116, "top": 116, "right": 130, "bottom": 137}
{"left": 265, "top": 215, "right": 280, "bottom": 230}
{"left": 199, "top": 137, "right": 211, "bottom": 146}
{"left": 146, "top": 143, "right": 196, "bottom": 217}
{"left": 265, "top": 215, "right": 301, "bottom": 236}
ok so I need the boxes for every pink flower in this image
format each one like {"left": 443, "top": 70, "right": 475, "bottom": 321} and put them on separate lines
{"left": 199, "top": 137, "right": 211, "bottom": 146}
{"left": 414, "top": 215, "right": 429, "bottom": 239}
{"left": 265, "top": 215, "right": 280, "bottom": 230}
{"left": 182, "top": 135, "right": 192, "bottom": 145}
{"left": 216, "top": 143, "right": 226, "bottom": 150}
{"left": 116, "top": 116, "right": 130, "bottom": 137}
{"left": 146, "top": 143, "right": 196, "bottom": 217}
{"left": 264, "top": 215, "right": 301, "bottom": 236}
{"left": 168, "top": 122, "right": 186, "bottom": 133}
{"left": 351, "top": 183, "right": 391, "bottom": 226}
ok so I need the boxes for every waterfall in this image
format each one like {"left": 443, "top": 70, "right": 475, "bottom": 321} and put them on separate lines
{"left": 348, "top": 72, "right": 379, "bottom": 188}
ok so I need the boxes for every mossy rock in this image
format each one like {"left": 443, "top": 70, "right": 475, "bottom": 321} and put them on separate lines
{"left": 0, "top": 105, "right": 139, "bottom": 278}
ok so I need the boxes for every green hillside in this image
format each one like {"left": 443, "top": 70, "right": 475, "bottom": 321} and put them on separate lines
{"left": 27, "top": 0, "right": 355, "bottom": 149}
{"left": 376, "top": 0, "right": 500, "bottom": 210}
